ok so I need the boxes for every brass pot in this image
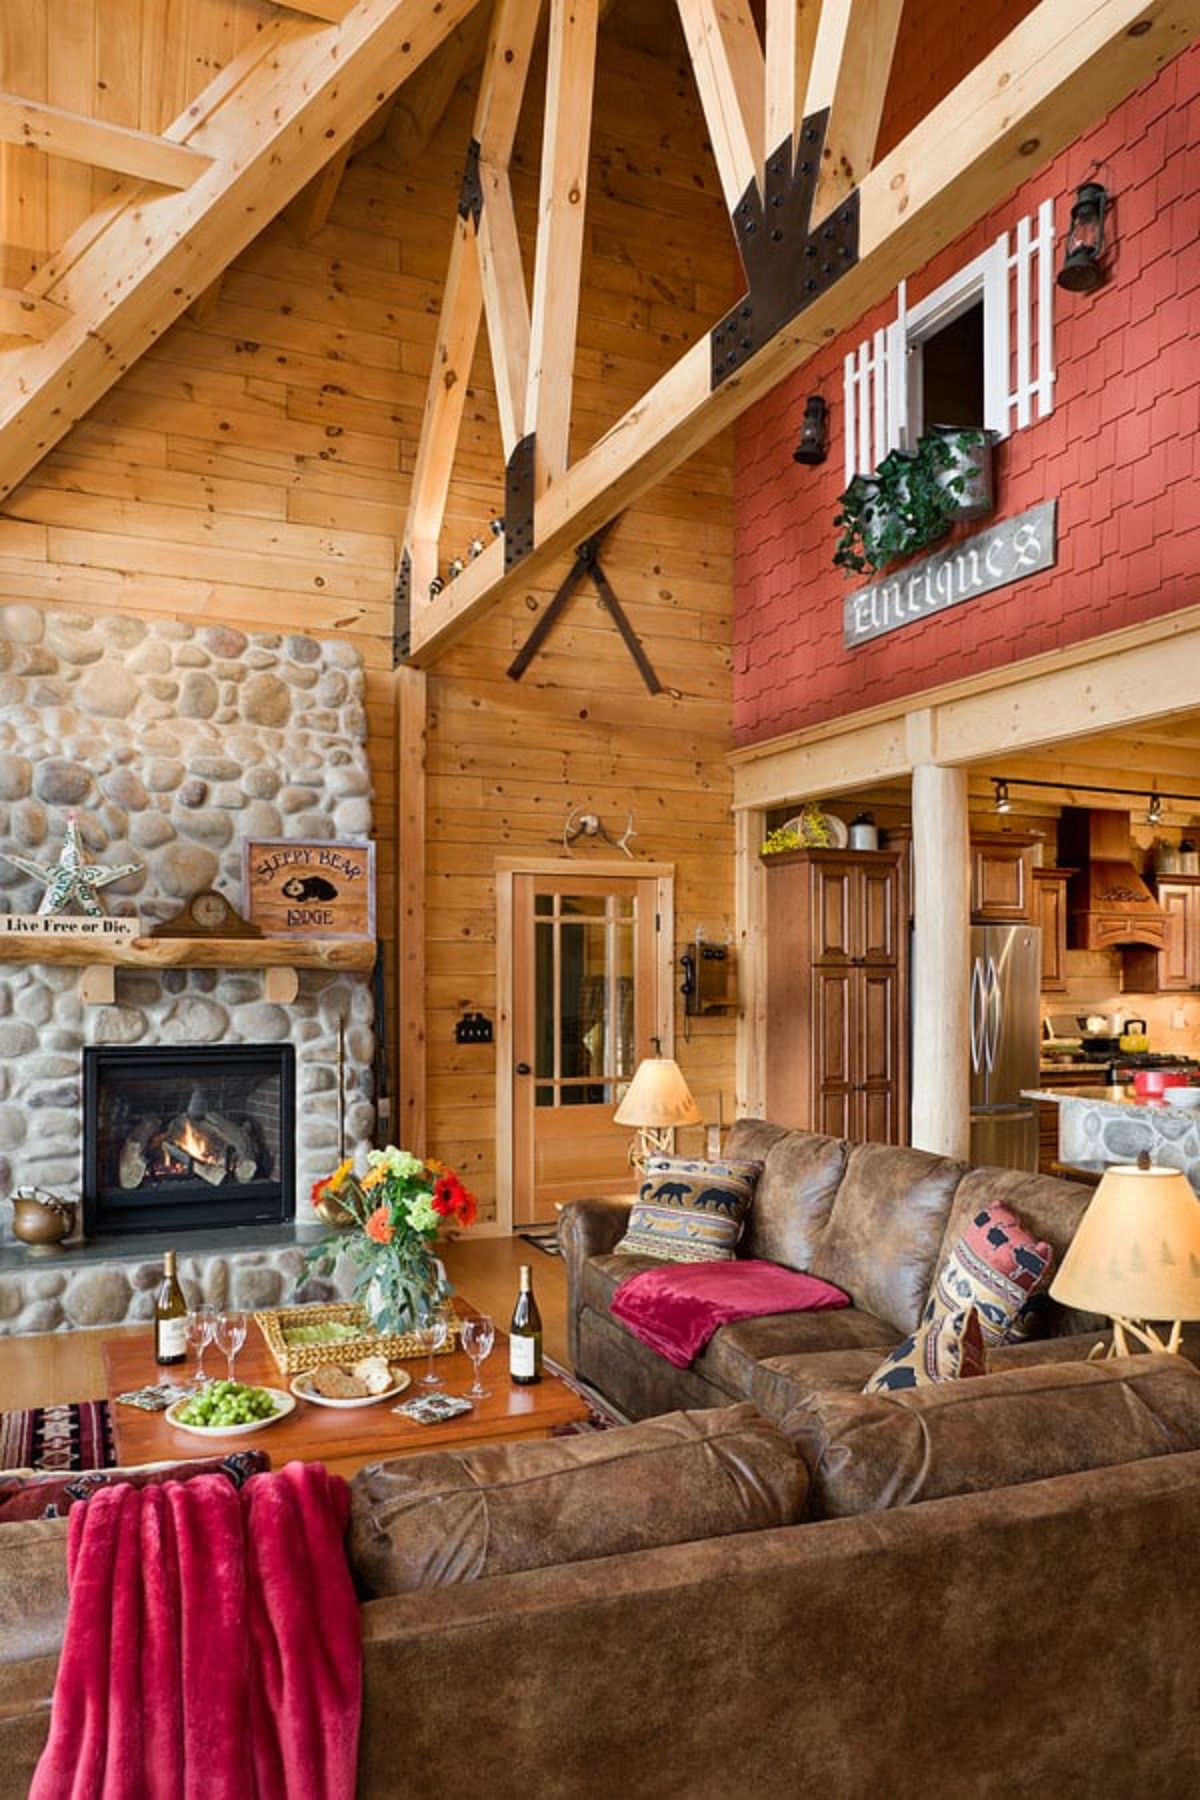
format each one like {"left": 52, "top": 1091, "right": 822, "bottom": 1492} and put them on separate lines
{"left": 10, "top": 1188, "right": 77, "bottom": 1247}
{"left": 313, "top": 1189, "right": 356, "bottom": 1229}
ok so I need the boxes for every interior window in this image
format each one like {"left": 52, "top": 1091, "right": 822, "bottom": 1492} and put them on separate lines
{"left": 914, "top": 299, "right": 984, "bottom": 433}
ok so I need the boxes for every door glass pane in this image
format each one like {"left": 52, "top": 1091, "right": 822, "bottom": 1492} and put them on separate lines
{"left": 534, "top": 893, "right": 553, "bottom": 916}
{"left": 532, "top": 894, "right": 639, "bottom": 1107}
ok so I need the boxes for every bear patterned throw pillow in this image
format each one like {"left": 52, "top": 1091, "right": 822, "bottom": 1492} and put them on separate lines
{"left": 925, "top": 1203, "right": 1053, "bottom": 1348}
{"left": 863, "top": 1307, "right": 988, "bottom": 1394}
{"left": 613, "top": 1154, "right": 763, "bottom": 1264}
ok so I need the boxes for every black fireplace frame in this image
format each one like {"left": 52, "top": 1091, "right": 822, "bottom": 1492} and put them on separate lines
{"left": 82, "top": 1044, "right": 297, "bottom": 1237}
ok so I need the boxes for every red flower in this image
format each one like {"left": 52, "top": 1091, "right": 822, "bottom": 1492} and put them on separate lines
{"left": 310, "top": 1177, "right": 330, "bottom": 1210}
{"left": 432, "top": 1172, "right": 478, "bottom": 1229}
{"left": 365, "top": 1205, "right": 394, "bottom": 1245}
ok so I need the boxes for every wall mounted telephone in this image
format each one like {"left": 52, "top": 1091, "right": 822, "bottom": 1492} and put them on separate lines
{"left": 680, "top": 935, "right": 737, "bottom": 1017}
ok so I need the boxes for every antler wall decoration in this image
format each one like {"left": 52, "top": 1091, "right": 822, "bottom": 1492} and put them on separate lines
{"left": 559, "top": 808, "right": 637, "bottom": 859}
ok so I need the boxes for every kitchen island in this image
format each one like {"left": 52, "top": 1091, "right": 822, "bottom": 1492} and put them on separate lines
{"left": 1024, "top": 1086, "right": 1200, "bottom": 1189}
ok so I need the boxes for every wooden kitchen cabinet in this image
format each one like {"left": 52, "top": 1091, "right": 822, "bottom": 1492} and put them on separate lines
{"left": 1033, "top": 867, "right": 1073, "bottom": 992}
{"left": 1125, "top": 876, "right": 1200, "bottom": 992}
{"left": 971, "top": 835, "right": 1036, "bottom": 922}
{"left": 764, "top": 849, "right": 904, "bottom": 1144}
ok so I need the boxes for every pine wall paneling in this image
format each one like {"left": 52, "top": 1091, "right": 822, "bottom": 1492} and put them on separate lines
{"left": 0, "top": 9, "right": 739, "bottom": 1223}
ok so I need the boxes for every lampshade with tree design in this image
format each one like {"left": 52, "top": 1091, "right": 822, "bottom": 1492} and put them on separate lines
{"left": 613, "top": 1057, "right": 701, "bottom": 1171}
{"left": 1049, "top": 1163, "right": 1200, "bottom": 1356}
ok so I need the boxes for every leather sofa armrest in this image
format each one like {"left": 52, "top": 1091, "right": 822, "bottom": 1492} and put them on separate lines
{"left": 557, "top": 1198, "right": 632, "bottom": 1367}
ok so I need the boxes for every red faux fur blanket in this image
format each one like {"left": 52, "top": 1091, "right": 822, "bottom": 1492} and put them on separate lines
{"left": 31, "top": 1460, "right": 360, "bottom": 1800}
{"left": 611, "top": 1258, "right": 850, "bottom": 1367}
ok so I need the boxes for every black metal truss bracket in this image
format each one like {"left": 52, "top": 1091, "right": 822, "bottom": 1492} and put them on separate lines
{"left": 507, "top": 518, "right": 663, "bottom": 696}
{"left": 458, "top": 136, "right": 483, "bottom": 229}
{"left": 392, "top": 548, "right": 412, "bottom": 667}
{"left": 504, "top": 432, "right": 536, "bottom": 571}
{"left": 711, "top": 109, "right": 859, "bottom": 389}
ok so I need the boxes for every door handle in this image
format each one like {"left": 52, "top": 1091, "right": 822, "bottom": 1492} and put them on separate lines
{"left": 969, "top": 960, "right": 983, "bottom": 1074}
{"left": 515, "top": 1062, "right": 532, "bottom": 1076}
{"left": 985, "top": 956, "right": 1000, "bottom": 1073}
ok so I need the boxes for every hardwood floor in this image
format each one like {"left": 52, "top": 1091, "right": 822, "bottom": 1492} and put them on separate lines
{"left": 0, "top": 1236, "right": 568, "bottom": 1409}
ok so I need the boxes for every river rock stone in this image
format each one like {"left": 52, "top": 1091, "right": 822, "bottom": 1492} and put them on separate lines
{"left": 178, "top": 807, "right": 232, "bottom": 848}
{"left": 159, "top": 843, "right": 218, "bottom": 897}
{"left": 1, "top": 605, "right": 44, "bottom": 645}
{"left": 127, "top": 639, "right": 173, "bottom": 677}
{"left": 243, "top": 766, "right": 281, "bottom": 801}
{"left": 0, "top": 1024, "right": 36, "bottom": 1061}
{"left": 0, "top": 1103, "right": 28, "bottom": 1149}
{"left": 131, "top": 811, "right": 176, "bottom": 850}
{"left": 205, "top": 626, "right": 248, "bottom": 659}
{"left": 64, "top": 1269, "right": 133, "bottom": 1327}
{"left": 168, "top": 998, "right": 229, "bottom": 1042}
{"left": 34, "top": 759, "right": 92, "bottom": 805}
{"left": 102, "top": 768, "right": 148, "bottom": 810}
{"left": 0, "top": 753, "right": 32, "bottom": 800}
{"left": 93, "top": 1006, "right": 148, "bottom": 1045}
{"left": 278, "top": 786, "right": 318, "bottom": 814}
{"left": 242, "top": 673, "right": 291, "bottom": 728}
{"left": 179, "top": 672, "right": 219, "bottom": 719}
{"left": 178, "top": 778, "right": 208, "bottom": 808}
{"left": 78, "top": 663, "right": 139, "bottom": 718}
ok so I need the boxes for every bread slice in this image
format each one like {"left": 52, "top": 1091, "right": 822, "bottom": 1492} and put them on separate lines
{"left": 311, "top": 1365, "right": 368, "bottom": 1399}
{"left": 352, "top": 1355, "right": 394, "bottom": 1395}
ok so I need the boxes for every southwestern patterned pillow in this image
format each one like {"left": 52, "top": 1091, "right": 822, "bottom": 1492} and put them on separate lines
{"left": 0, "top": 1449, "right": 270, "bottom": 1522}
{"left": 925, "top": 1203, "right": 1053, "bottom": 1347}
{"left": 613, "top": 1154, "right": 762, "bottom": 1264}
{"left": 863, "top": 1307, "right": 988, "bottom": 1394}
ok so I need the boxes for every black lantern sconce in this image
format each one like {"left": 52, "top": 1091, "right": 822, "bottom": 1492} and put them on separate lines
{"left": 792, "top": 395, "right": 829, "bottom": 465}
{"left": 1057, "top": 179, "right": 1111, "bottom": 293}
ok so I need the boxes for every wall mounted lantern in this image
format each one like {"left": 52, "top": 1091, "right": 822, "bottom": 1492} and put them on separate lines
{"left": 1057, "top": 180, "right": 1110, "bottom": 293}
{"left": 792, "top": 395, "right": 829, "bottom": 465}
{"left": 993, "top": 778, "right": 1012, "bottom": 814}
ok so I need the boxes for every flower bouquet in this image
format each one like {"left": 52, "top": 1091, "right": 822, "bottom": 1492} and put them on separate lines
{"left": 304, "top": 1147, "right": 478, "bottom": 1336}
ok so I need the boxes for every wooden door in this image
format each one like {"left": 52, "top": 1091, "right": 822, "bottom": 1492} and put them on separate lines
{"left": 1034, "top": 869, "right": 1070, "bottom": 991}
{"left": 511, "top": 873, "right": 659, "bottom": 1224}
{"left": 809, "top": 860, "right": 855, "bottom": 962}
{"left": 1157, "top": 883, "right": 1192, "bottom": 990}
{"left": 811, "top": 966, "right": 854, "bottom": 1138}
{"left": 857, "top": 966, "right": 899, "bottom": 1143}
{"left": 858, "top": 861, "right": 898, "bottom": 963}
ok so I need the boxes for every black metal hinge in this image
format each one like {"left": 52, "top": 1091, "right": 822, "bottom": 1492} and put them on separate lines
{"left": 458, "top": 136, "right": 483, "bottom": 230}
{"left": 711, "top": 109, "right": 860, "bottom": 389}
{"left": 392, "top": 548, "right": 412, "bottom": 667}
{"left": 504, "top": 432, "right": 536, "bottom": 571}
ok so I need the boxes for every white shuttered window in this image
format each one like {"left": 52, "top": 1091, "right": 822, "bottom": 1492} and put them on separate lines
{"left": 843, "top": 198, "right": 1056, "bottom": 483}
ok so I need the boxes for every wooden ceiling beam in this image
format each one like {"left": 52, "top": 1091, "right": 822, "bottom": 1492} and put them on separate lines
{"left": 0, "top": 288, "right": 69, "bottom": 342}
{"left": 409, "top": 0, "right": 1200, "bottom": 662}
{"left": 285, "top": 145, "right": 353, "bottom": 242}
{"left": 0, "top": 93, "right": 212, "bottom": 189}
{"left": 676, "top": 0, "right": 766, "bottom": 214}
{"left": 764, "top": 0, "right": 822, "bottom": 160}
{"left": 478, "top": 165, "right": 531, "bottom": 458}
{"left": 810, "top": 0, "right": 905, "bottom": 221}
{"left": 0, "top": 0, "right": 487, "bottom": 505}
{"left": 272, "top": 0, "right": 357, "bottom": 20}
{"left": 524, "top": 0, "right": 599, "bottom": 490}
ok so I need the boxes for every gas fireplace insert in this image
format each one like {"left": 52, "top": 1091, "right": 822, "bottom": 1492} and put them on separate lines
{"left": 82, "top": 1045, "right": 296, "bottom": 1237}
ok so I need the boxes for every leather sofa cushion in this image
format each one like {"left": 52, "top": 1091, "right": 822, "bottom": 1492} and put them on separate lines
{"left": 932, "top": 1166, "right": 1105, "bottom": 1336}
{"left": 581, "top": 1249, "right": 661, "bottom": 1317}
{"left": 807, "top": 1142, "right": 965, "bottom": 1334}
{"left": 728, "top": 1123, "right": 848, "bottom": 1269}
{"left": 750, "top": 1330, "right": 1112, "bottom": 1425}
{"left": 348, "top": 1404, "right": 808, "bottom": 1596}
{"left": 0, "top": 1517, "right": 69, "bottom": 1664}
{"left": 577, "top": 1304, "right": 731, "bottom": 1417}
{"left": 783, "top": 1355, "right": 1200, "bottom": 1518}
{"left": 696, "top": 1306, "right": 897, "bottom": 1400}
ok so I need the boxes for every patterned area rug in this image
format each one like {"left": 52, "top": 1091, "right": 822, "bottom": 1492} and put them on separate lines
{"left": 0, "top": 1400, "right": 116, "bottom": 1473}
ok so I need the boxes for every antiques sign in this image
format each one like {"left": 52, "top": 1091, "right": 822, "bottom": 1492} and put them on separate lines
{"left": 843, "top": 501, "right": 1057, "bottom": 649}
{"left": 243, "top": 839, "right": 375, "bottom": 940}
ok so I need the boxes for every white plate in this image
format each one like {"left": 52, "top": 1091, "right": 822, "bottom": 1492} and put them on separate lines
{"left": 290, "top": 1367, "right": 413, "bottom": 1409}
{"left": 783, "top": 811, "right": 850, "bottom": 849}
{"left": 165, "top": 1387, "right": 295, "bottom": 1437}
{"left": 1163, "top": 1088, "right": 1200, "bottom": 1109}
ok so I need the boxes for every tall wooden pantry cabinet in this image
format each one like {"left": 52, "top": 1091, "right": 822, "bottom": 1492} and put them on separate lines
{"left": 763, "top": 848, "right": 905, "bottom": 1144}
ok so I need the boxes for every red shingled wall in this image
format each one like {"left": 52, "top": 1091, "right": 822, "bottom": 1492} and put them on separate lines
{"left": 733, "top": 37, "right": 1200, "bottom": 748}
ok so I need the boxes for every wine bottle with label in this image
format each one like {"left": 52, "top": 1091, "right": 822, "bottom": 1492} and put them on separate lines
{"left": 154, "top": 1249, "right": 188, "bottom": 1366}
{"left": 509, "top": 1262, "right": 543, "bottom": 1385}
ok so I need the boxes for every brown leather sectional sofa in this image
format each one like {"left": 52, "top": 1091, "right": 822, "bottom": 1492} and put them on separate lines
{"left": 561, "top": 1119, "right": 1111, "bottom": 1420}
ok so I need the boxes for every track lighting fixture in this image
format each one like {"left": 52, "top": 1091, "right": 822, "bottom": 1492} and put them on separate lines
{"left": 993, "top": 779, "right": 1012, "bottom": 814}
{"left": 1147, "top": 793, "right": 1163, "bottom": 826}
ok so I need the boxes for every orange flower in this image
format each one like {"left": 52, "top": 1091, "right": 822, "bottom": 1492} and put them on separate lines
{"left": 365, "top": 1205, "right": 394, "bottom": 1245}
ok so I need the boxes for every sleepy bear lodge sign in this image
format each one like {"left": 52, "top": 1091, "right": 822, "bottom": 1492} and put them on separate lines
{"left": 243, "top": 839, "right": 376, "bottom": 940}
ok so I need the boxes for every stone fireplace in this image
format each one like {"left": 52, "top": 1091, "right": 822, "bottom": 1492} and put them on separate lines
{"left": 0, "top": 603, "right": 374, "bottom": 1334}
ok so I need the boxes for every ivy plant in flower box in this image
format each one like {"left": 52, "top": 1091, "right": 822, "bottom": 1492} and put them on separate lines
{"left": 833, "top": 426, "right": 993, "bottom": 578}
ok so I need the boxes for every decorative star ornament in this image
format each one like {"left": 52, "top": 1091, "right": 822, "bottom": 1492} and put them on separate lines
{"left": 0, "top": 813, "right": 142, "bottom": 918}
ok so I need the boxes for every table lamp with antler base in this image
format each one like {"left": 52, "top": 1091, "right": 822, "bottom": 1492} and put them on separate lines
{"left": 613, "top": 1057, "right": 702, "bottom": 1176}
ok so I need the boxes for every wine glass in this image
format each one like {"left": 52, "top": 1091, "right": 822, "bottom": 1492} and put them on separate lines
{"left": 460, "top": 1315, "right": 495, "bottom": 1400}
{"left": 415, "top": 1307, "right": 449, "bottom": 1387}
{"left": 186, "top": 1305, "right": 216, "bottom": 1390}
{"left": 214, "top": 1309, "right": 248, "bottom": 1383}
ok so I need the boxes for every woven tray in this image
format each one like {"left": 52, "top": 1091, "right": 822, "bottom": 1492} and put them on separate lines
{"left": 254, "top": 1302, "right": 459, "bottom": 1376}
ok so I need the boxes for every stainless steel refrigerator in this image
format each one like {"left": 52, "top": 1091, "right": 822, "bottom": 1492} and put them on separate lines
{"left": 969, "top": 923, "right": 1041, "bottom": 1171}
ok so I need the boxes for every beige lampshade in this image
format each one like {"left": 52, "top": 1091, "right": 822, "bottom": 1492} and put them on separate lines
{"left": 613, "top": 1057, "right": 702, "bottom": 1129}
{"left": 1050, "top": 1164, "right": 1200, "bottom": 1321}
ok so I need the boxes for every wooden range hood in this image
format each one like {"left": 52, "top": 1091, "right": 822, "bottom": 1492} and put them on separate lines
{"left": 1060, "top": 808, "right": 1165, "bottom": 952}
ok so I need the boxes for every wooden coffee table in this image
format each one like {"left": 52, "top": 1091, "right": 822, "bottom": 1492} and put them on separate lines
{"left": 102, "top": 1311, "right": 590, "bottom": 1478}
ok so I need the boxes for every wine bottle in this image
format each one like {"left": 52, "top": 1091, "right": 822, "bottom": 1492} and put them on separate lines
{"left": 509, "top": 1262, "right": 543, "bottom": 1385}
{"left": 154, "top": 1249, "right": 188, "bottom": 1366}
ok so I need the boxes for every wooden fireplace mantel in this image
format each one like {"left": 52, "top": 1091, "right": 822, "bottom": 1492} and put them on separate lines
{"left": 0, "top": 933, "right": 376, "bottom": 1005}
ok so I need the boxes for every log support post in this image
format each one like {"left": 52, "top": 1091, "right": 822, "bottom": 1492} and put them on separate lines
{"left": 910, "top": 761, "right": 972, "bottom": 1162}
